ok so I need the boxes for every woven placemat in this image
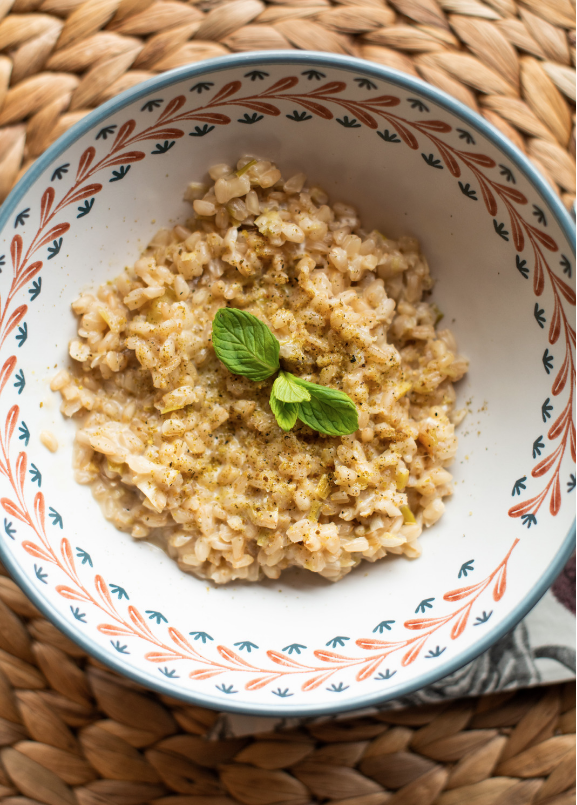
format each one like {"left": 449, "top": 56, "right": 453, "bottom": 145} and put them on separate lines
{"left": 0, "top": 0, "right": 575, "bottom": 802}
{"left": 0, "top": 0, "right": 575, "bottom": 209}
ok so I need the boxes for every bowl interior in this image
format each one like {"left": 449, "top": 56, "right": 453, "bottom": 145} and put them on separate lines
{"left": 0, "top": 53, "right": 574, "bottom": 716}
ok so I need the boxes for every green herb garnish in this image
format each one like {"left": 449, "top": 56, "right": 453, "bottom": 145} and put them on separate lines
{"left": 212, "top": 308, "right": 280, "bottom": 381}
{"left": 212, "top": 309, "right": 358, "bottom": 436}
{"left": 269, "top": 395, "right": 299, "bottom": 431}
{"left": 271, "top": 371, "right": 311, "bottom": 404}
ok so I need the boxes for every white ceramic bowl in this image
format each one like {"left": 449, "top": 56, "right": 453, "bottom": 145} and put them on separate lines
{"left": 0, "top": 52, "right": 574, "bottom": 717}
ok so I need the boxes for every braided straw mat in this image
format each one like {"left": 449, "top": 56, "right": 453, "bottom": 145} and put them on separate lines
{"left": 0, "top": 0, "right": 575, "bottom": 801}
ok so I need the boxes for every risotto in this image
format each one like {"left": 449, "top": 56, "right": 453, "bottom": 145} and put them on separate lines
{"left": 53, "top": 157, "right": 468, "bottom": 584}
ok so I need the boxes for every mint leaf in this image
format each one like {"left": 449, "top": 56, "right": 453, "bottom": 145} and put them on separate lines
{"left": 212, "top": 308, "right": 280, "bottom": 381}
{"left": 293, "top": 378, "right": 358, "bottom": 436}
{"left": 270, "top": 395, "right": 299, "bottom": 431}
{"left": 272, "top": 371, "right": 311, "bottom": 403}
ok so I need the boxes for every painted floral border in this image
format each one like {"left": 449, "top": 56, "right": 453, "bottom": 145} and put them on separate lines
{"left": 0, "top": 69, "right": 573, "bottom": 698}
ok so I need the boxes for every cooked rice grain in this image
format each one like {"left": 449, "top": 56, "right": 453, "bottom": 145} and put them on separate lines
{"left": 56, "top": 157, "right": 468, "bottom": 584}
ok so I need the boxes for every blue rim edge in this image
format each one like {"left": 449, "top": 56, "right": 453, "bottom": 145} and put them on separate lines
{"left": 0, "top": 51, "right": 574, "bottom": 718}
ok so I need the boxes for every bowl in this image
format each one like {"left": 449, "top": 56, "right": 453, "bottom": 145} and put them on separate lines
{"left": 0, "top": 51, "right": 574, "bottom": 717}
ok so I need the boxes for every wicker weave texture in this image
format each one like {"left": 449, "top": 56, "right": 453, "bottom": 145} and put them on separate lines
{"left": 0, "top": 0, "right": 575, "bottom": 208}
{"left": 0, "top": 561, "right": 573, "bottom": 804}
{"left": 0, "top": 0, "right": 574, "bottom": 801}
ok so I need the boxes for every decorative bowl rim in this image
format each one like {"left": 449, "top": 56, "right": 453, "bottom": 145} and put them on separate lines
{"left": 0, "top": 51, "right": 574, "bottom": 717}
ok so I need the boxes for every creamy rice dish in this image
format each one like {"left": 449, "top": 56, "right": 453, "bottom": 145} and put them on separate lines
{"left": 53, "top": 158, "right": 468, "bottom": 584}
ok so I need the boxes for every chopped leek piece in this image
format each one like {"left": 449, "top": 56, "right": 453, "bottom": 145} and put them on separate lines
{"left": 400, "top": 505, "right": 416, "bottom": 524}
{"left": 307, "top": 501, "right": 322, "bottom": 521}
{"left": 236, "top": 159, "right": 257, "bottom": 177}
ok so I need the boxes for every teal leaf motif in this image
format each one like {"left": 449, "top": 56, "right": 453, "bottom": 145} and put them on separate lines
{"left": 77, "top": 198, "right": 94, "bottom": 218}
{"left": 110, "top": 165, "right": 131, "bottom": 182}
{"left": 532, "top": 205, "right": 547, "bottom": 225}
{"left": 282, "top": 643, "right": 306, "bottom": 655}
{"left": 234, "top": 641, "right": 259, "bottom": 652}
{"left": 457, "top": 129, "right": 475, "bottom": 144}
{"left": 337, "top": 116, "right": 361, "bottom": 128}
{"left": 29, "top": 278, "right": 42, "bottom": 300}
{"left": 426, "top": 646, "right": 446, "bottom": 658}
{"left": 534, "top": 303, "right": 546, "bottom": 328}
{"left": 146, "top": 610, "right": 167, "bottom": 624}
{"left": 375, "top": 669, "right": 396, "bottom": 680}
{"left": 354, "top": 77, "right": 377, "bottom": 89}
{"left": 516, "top": 255, "right": 529, "bottom": 278}
{"left": 373, "top": 620, "right": 395, "bottom": 633}
{"left": 14, "top": 370, "right": 25, "bottom": 395}
{"left": 512, "top": 477, "right": 527, "bottom": 496}
{"left": 273, "top": 688, "right": 293, "bottom": 698}
{"left": 34, "top": 565, "right": 48, "bottom": 584}
{"left": 15, "top": 323, "right": 27, "bottom": 347}
{"left": 48, "top": 507, "right": 62, "bottom": 528}
{"left": 327, "top": 682, "right": 349, "bottom": 692}
{"left": 110, "top": 584, "right": 129, "bottom": 600}
{"left": 4, "top": 519, "right": 15, "bottom": 539}
{"left": 415, "top": 598, "right": 434, "bottom": 614}
{"left": 190, "top": 82, "right": 214, "bottom": 93}
{"left": 51, "top": 163, "right": 69, "bottom": 181}
{"left": 76, "top": 547, "right": 92, "bottom": 567}
{"left": 422, "top": 153, "right": 442, "bottom": 169}
{"left": 216, "top": 684, "right": 237, "bottom": 694}
{"left": 522, "top": 513, "right": 537, "bottom": 528}
{"left": 70, "top": 606, "right": 86, "bottom": 623}
{"left": 543, "top": 349, "right": 554, "bottom": 374}
{"left": 189, "top": 631, "right": 213, "bottom": 643}
{"left": 542, "top": 398, "right": 553, "bottom": 422}
{"left": 141, "top": 99, "right": 163, "bottom": 112}
{"left": 474, "top": 610, "right": 492, "bottom": 625}
{"left": 532, "top": 436, "right": 545, "bottom": 458}
{"left": 111, "top": 641, "right": 129, "bottom": 654}
{"left": 96, "top": 125, "right": 116, "bottom": 140}
{"left": 493, "top": 219, "right": 509, "bottom": 240}
{"left": 286, "top": 110, "right": 312, "bottom": 122}
{"left": 189, "top": 125, "right": 215, "bottom": 137}
{"left": 14, "top": 209, "right": 30, "bottom": 228}
{"left": 567, "top": 475, "right": 575, "bottom": 492}
{"left": 47, "top": 238, "right": 62, "bottom": 259}
{"left": 325, "top": 636, "right": 349, "bottom": 648}
{"left": 302, "top": 70, "right": 325, "bottom": 80}
{"left": 458, "top": 182, "right": 477, "bottom": 200}
{"left": 560, "top": 255, "right": 572, "bottom": 278}
{"left": 245, "top": 70, "right": 269, "bottom": 80}
{"left": 29, "top": 464, "right": 41, "bottom": 486}
{"left": 160, "top": 667, "right": 179, "bottom": 678}
{"left": 458, "top": 560, "right": 474, "bottom": 578}
{"left": 18, "top": 422, "right": 29, "bottom": 446}
{"left": 499, "top": 164, "right": 515, "bottom": 183}
{"left": 408, "top": 98, "right": 429, "bottom": 111}
{"left": 151, "top": 141, "right": 175, "bottom": 154}
{"left": 377, "top": 129, "right": 400, "bottom": 143}
{"left": 238, "top": 113, "right": 263, "bottom": 124}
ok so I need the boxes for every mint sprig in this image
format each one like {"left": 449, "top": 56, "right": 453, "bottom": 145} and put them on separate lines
{"left": 269, "top": 396, "right": 299, "bottom": 431}
{"left": 272, "top": 371, "right": 311, "bottom": 403}
{"left": 289, "top": 377, "right": 359, "bottom": 436}
{"left": 212, "top": 308, "right": 280, "bottom": 381}
{"left": 211, "top": 309, "right": 358, "bottom": 436}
